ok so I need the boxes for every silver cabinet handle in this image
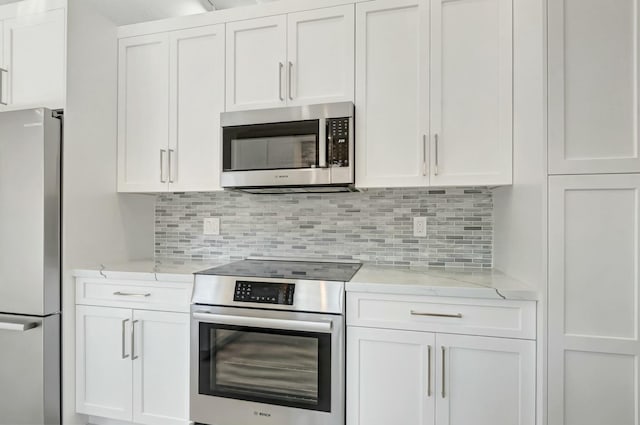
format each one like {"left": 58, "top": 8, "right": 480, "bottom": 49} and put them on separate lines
{"left": 193, "top": 312, "right": 333, "bottom": 334}
{"left": 121, "top": 319, "right": 130, "bottom": 359}
{"left": 0, "top": 320, "right": 38, "bottom": 332}
{"left": 160, "top": 149, "right": 168, "bottom": 183}
{"left": 131, "top": 320, "right": 139, "bottom": 360}
{"left": 0, "top": 68, "right": 7, "bottom": 106}
{"left": 411, "top": 310, "right": 462, "bottom": 319}
{"left": 422, "top": 134, "right": 427, "bottom": 176}
{"left": 288, "top": 61, "right": 294, "bottom": 100}
{"left": 278, "top": 62, "right": 284, "bottom": 101}
{"left": 113, "top": 291, "right": 151, "bottom": 297}
{"left": 434, "top": 133, "right": 439, "bottom": 176}
{"left": 441, "top": 346, "right": 446, "bottom": 398}
{"left": 168, "top": 149, "right": 175, "bottom": 183}
{"left": 427, "top": 345, "right": 432, "bottom": 397}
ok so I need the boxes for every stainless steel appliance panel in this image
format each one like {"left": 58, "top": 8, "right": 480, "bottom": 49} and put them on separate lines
{"left": 0, "top": 313, "right": 61, "bottom": 424}
{"left": 0, "top": 108, "right": 60, "bottom": 316}
{"left": 221, "top": 102, "right": 354, "bottom": 127}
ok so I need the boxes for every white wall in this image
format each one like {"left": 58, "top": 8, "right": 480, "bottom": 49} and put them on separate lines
{"left": 492, "top": 0, "right": 546, "bottom": 423}
{"left": 63, "top": 0, "right": 155, "bottom": 422}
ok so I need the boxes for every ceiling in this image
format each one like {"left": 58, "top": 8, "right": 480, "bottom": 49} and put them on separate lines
{"left": 84, "top": 0, "right": 281, "bottom": 26}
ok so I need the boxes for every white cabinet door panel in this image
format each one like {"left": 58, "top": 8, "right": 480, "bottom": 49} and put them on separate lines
{"left": 133, "top": 310, "right": 190, "bottom": 425}
{"left": 355, "top": 0, "right": 429, "bottom": 188}
{"left": 435, "top": 333, "right": 535, "bottom": 425}
{"left": 548, "top": 174, "right": 640, "bottom": 425}
{"left": 117, "top": 33, "right": 169, "bottom": 192}
{"left": 76, "top": 306, "right": 133, "bottom": 421}
{"left": 549, "top": 0, "right": 640, "bottom": 174}
{"left": 347, "top": 326, "right": 435, "bottom": 425}
{"left": 226, "top": 15, "right": 287, "bottom": 111}
{"left": 430, "top": 0, "right": 512, "bottom": 186}
{"left": 287, "top": 5, "right": 354, "bottom": 106}
{"left": 3, "top": 8, "right": 65, "bottom": 109}
{"left": 169, "top": 25, "right": 225, "bottom": 192}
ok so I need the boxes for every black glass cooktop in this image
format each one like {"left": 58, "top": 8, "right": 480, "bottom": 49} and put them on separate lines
{"left": 197, "top": 259, "right": 362, "bottom": 282}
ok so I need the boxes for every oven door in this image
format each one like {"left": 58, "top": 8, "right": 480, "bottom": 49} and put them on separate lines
{"left": 190, "top": 305, "right": 344, "bottom": 425}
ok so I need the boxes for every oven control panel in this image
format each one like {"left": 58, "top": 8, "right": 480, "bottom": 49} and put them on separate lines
{"left": 233, "top": 281, "right": 295, "bottom": 305}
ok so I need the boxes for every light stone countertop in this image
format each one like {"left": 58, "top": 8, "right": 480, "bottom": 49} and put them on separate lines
{"left": 72, "top": 258, "right": 229, "bottom": 284}
{"left": 348, "top": 265, "right": 538, "bottom": 301}
{"left": 73, "top": 259, "right": 538, "bottom": 300}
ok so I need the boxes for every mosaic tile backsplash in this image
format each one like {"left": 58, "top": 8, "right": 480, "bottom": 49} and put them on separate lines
{"left": 155, "top": 187, "right": 493, "bottom": 268}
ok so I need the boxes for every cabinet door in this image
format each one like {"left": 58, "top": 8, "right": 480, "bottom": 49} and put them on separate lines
{"left": 132, "top": 310, "right": 190, "bottom": 425}
{"left": 548, "top": 174, "right": 640, "bottom": 425}
{"left": 347, "top": 326, "right": 435, "bottom": 425}
{"left": 287, "top": 5, "right": 354, "bottom": 106}
{"left": 435, "top": 333, "right": 535, "bottom": 425}
{"left": 0, "top": 20, "right": 6, "bottom": 109}
{"left": 429, "top": 0, "right": 512, "bottom": 186}
{"left": 76, "top": 306, "right": 133, "bottom": 421}
{"left": 355, "top": 0, "right": 429, "bottom": 188}
{"left": 226, "top": 15, "right": 287, "bottom": 111}
{"left": 2, "top": 8, "right": 65, "bottom": 109}
{"left": 169, "top": 25, "right": 225, "bottom": 192}
{"left": 549, "top": 0, "right": 640, "bottom": 175}
{"left": 117, "top": 33, "right": 170, "bottom": 193}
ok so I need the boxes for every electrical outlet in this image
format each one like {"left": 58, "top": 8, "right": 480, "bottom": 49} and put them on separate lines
{"left": 203, "top": 218, "right": 220, "bottom": 236}
{"left": 413, "top": 217, "right": 427, "bottom": 237}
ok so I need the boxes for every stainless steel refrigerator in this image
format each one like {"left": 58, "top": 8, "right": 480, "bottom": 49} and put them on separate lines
{"left": 0, "top": 108, "right": 61, "bottom": 424}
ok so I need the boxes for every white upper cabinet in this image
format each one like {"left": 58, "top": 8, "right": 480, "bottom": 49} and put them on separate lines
{"left": 226, "top": 15, "right": 287, "bottom": 111}
{"left": 287, "top": 5, "right": 355, "bottom": 106}
{"left": 549, "top": 0, "right": 640, "bottom": 175}
{"left": 355, "top": 0, "right": 429, "bottom": 188}
{"left": 118, "top": 26, "right": 225, "bottom": 193}
{"left": 1, "top": 6, "right": 66, "bottom": 110}
{"left": 429, "top": 0, "right": 512, "bottom": 186}
{"left": 118, "top": 33, "right": 170, "bottom": 192}
{"left": 168, "top": 25, "right": 225, "bottom": 192}
{"left": 226, "top": 6, "right": 355, "bottom": 111}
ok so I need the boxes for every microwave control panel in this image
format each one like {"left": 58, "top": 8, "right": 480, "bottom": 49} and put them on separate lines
{"left": 327, "top": 117, "right": 350, "bottom": 167}
{"left": 233, "top": 281, "right": 295, "bottom": 305}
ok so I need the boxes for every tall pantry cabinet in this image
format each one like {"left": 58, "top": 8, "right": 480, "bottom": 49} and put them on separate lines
{"left": 548, "top": 0, "right": 640, "bottom": 423}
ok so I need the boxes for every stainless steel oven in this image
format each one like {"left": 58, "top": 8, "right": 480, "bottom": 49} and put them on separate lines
{"left": 190, "top": 258, "right": 360, "bottom": 425}
{"left": 220, "top": 102, "right": 355, "bottom": 193}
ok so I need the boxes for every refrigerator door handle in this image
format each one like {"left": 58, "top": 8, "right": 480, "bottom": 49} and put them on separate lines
{"left": 0, "top": 321, "right": 38, "bottom": 332}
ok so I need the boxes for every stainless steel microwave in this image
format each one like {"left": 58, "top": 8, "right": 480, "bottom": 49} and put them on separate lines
{"left": 220, "top": 102, "right": 355, "bottom": 194}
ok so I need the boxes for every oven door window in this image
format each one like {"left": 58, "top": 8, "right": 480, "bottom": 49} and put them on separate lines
{"left": 222, "top": 120, "right": 320, "bottom": 171}
{"left": 198, "top": 323, "right": 331, "bottom": 412}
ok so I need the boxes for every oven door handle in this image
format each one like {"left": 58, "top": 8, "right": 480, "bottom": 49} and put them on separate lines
{"left": 192, "top": 312, "right": 333, "bottom": 334}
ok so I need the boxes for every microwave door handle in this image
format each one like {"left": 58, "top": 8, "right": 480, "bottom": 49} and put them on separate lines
{"left": 192, "top": 312, "right": 333, "bottom": 334}
{"left": 319, "top": 118, "right": 327, "bottom": 168}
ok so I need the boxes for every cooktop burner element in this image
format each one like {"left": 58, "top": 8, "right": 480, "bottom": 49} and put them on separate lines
{"left": 197, "top": 258, "right": 362, "bottom": 282}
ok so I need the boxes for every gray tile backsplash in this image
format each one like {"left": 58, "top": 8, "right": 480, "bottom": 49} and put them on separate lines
{"left": 155, "top": 187, "right": 493, "bottom": 268}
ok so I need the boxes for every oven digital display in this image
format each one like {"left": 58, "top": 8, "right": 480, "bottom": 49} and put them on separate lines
{"left": 233, "top": 281, "right": 295, "bottom": 305}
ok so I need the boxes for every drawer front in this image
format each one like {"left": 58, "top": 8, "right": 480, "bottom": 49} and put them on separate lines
{"left": 76, "top": 278, "right": 192, "bottom": 313}
{"left": 347, "top": 293, "right": 536, "bottom": 340}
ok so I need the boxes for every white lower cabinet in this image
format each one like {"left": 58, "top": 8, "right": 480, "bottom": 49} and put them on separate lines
{"left": 76, "top": 306, "right": 133, "bottom": 421}
{"left": 76, "top": 279, "right": 191, "bottom": 425}
{"left": 347, "top": 293, "right": 536, "bottom": 425}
